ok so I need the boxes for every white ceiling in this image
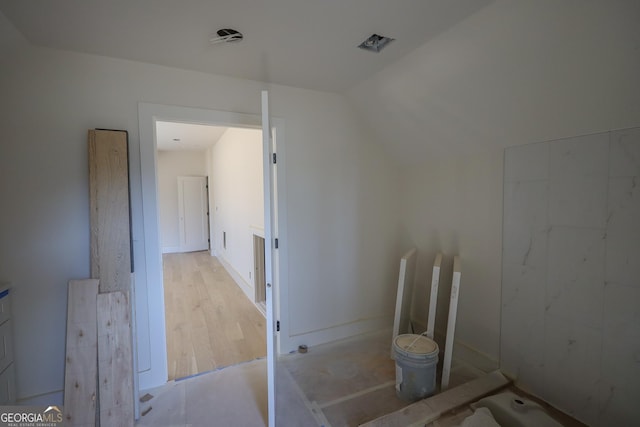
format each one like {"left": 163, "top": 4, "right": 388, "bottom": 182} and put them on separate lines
{"left": 0, "top": 0, "right": 491, "bottom": 93}
{"left": 156, "top": 121, "right": 228, "bottom": 151}
{"left": 1, "top": 1, "right": 638, "bottom": 162}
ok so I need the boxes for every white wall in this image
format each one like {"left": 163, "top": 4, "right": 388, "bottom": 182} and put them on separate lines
{"left": 0, "top": 44, "right": 400, "bottom": 398}
{"left": 399, "top": 149, "right": 504, "bottom": 368}
{"left": 209, "top": 128, "right": 263, "bottom": 298}
{"left": 283, "top": 97, "right": 401, "bottom": 343}
{"left": 0, "top": 10, "right": 25, "bottom": 58}
{"left": 502, "top": 128, "right": 640, "bottom": 426}
{"left": 347, "top": 0, "right": 640, "bottom": 371}
{"left": 157, "top": 150, "right": 207, "bottom": 252}
{"left": 347, "top": 0, "right": 640, "bottom": 163}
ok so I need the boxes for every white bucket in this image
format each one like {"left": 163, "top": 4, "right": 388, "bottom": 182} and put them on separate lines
{"left": 393, "top": 334, "right": 439, "bottom": 402}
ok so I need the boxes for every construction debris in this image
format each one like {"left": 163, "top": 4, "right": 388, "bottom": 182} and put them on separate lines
{"left": 139, "top": 393, "right": 154, "bottom": 403}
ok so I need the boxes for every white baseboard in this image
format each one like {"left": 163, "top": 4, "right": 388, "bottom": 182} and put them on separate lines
{"left": 18, "top": 389, "right": 63, "bottom": 406}
{"left": 217, "top": 256, "right": 254, "bottom": 303}
{"left": 163, "top": 246, "right": 211, "bottom": 254}
{"left": 282, "top": 316, "right": 393, "bottom": 354}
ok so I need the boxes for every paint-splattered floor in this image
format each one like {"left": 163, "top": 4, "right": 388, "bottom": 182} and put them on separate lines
{"left": 278, "top": 329, "right": 486, "bottom": 426}
{"left": 136, "top": 329, "right": 582, "bottom": 426}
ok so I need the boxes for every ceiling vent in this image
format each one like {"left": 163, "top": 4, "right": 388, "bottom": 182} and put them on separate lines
{"left": 358, "top": 34, "right": 394, "bottom": 53}
{"left": 210, "top": 28, "right": 243, "bottom": 45}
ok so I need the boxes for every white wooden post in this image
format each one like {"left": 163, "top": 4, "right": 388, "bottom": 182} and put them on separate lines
{"left": 426, "top": 253, "right": 442, "bottom": 339}
{"left": 441, "top": 256, "right": 461, "bottom": 390}
{"left": 391, "top": 248, "right": 417, "bottom": 358}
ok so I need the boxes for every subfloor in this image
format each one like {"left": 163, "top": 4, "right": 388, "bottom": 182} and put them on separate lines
{"left": 163, "top": 251, "right": 266, "bottom": 380}
{"left": 151, "top": 253, "right": 584, "bottom": 426}
{"left": 277, "top": 330, "right": 487, "bottom": 426}
{"left": 136, "top": 330, "right": 492, "bottom": 426}
{"left": 136, "top": 329, "right": 588, "bottom": 426}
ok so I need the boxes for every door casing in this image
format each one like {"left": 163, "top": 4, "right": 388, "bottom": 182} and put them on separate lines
{"left": 137, "top": 103, "right": 287, "bottom": 405}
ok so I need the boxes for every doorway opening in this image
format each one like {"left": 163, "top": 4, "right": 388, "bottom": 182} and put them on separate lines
{"left": 137, "top": 102, "right": 284, "bottom": 426}
{"left": 155, "top": 120, "right": 266, "bottom": 381}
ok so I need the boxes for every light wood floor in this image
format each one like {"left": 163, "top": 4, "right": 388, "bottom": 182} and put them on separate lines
{"left": 163, "top": 251, "right": 266, "bottom": 381}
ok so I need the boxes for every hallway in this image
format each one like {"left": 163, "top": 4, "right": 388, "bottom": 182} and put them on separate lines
{"left": 163, "top": 251, "right": 266, "bottom": 380}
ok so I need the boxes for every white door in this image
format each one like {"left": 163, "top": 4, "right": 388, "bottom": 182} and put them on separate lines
{"left": 262, "top": 91, "right": 277, "bottom": 427}
{"left": 177, "top": 176, "right": 209, "bottom": 252}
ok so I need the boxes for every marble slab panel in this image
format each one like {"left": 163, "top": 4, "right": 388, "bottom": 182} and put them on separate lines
{"left": 502, "top": 130, "right": 640, "bottom": 427}
{"left": 599, "top": 283, "right": 640, "bottom": 426}
{"left": 546, "top": 227, "right": 605, "bottom": 329}
{"left": 543, "top": 314, "right": 602, "bottom": 426}
{"left": 504, "top": 141, "right": 549, "bottom": 182}
{"left": 503, "top": 181, "right": 549, "bottom": 268}
{"left": 606, "top": 176, "right": 640, "bottom": 288}
{"left": 500, "top": 263, "right": 545, "bottom": 396}
{"left": 610, "top": 127, "right": 640, "bottom": 177}
{"left": 548, "top": 133, "right": 609, "bottom": 228}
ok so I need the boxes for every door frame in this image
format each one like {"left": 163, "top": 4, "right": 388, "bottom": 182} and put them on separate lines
{"left": 137, "top": 103, "right": 286, "bottom": 399}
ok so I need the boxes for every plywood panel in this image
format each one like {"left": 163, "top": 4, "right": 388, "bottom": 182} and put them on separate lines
{"left": 97, "top": 291, "right": 134, "bottom": 427}
{"left": 89, "top": 129, "right": 131, "bottom": 293}
{"left": 391, "top": 248, "right": 417, "bottom": 358}
{"left": 63, "top": 279, "right": 99, "bottom": 427}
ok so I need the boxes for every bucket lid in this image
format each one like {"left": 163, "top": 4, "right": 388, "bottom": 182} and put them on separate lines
{"left": 395, "top": 334, "right": 438, "bottom": 355}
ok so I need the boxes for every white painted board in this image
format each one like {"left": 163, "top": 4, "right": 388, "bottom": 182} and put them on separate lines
{"left": 391, "top": 248, "right": 417, "bottom": 359}
{"left": 261, "top": 90, "right": 277, "bottom": 427}
{"left": 441, "top": 255, "right": 461, "bottom": 390}
{"left": 426, "top": 253, "right": 442, "bottom": 340}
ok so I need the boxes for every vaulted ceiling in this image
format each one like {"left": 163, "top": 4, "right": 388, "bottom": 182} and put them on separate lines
{"left": 347, "top": 0, "right": 640, "bottom": 162}
{"left": 0, "top": 0, "right": 490, "bottom": 93}
{"left": 1, "top": 0, "right": 639, "bottom": 162}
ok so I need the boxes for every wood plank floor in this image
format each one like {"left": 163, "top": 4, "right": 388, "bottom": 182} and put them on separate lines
{"left": 163, "top": 251, "right": 266, "bottom": 380}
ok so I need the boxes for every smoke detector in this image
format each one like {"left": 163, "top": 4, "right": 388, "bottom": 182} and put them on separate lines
{"left": 358, "top": 34, "right": 394, "bottom": 53}
{"left": 210, "top": 28, "right": 244, "bottom": 45}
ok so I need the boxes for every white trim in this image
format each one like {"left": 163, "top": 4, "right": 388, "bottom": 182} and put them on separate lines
{"left": 426, "top": 253, "right": 442, "bottom": 340}
{"left": 441, "top": 255, "right": 462, "bottom": 390}
{"left": 284, "top": 316, "right": 393, "bottom": 353}
{"left": 217, "top": 254, "right": 267, "bottom": 318}
{"left": 391, "top": 248, "right": 417, "bottom": 358}
{"left": 162, "top": 246, "right": 181, "bottom": 254}
{"left": 138, "top": 104, "right": 168, "bottom": 389}
{"left": 249, "top": 225, "right": 265, "bottom": 238}
{"left": 218, "top": 255, "right": 254, "bottom": 302}
{"left": 261, "top": 91, "right": 276, "bottom": 427}
{"left": 269, "top": 123, "right": 289, "bottom": 354}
